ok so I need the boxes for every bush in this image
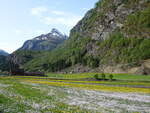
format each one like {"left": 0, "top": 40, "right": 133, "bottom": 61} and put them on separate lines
{"left": 102, "top": 73, "right": 106, "bottom": 80}
{"left": 83, "top": 55, "right": 99, "bottom": 68}
{"left": 94, "top": 74, "right": 99, "bottom": 80}
{"left": 109, "top": 74, "right": 113, "bottom": 81}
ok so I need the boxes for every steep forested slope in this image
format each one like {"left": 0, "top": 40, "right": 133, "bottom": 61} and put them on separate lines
{"left": 0, "top": 55, "right": 9, "bottom": 71}
{"left": 20, "top": 0, "right": 150, "bottom": 73}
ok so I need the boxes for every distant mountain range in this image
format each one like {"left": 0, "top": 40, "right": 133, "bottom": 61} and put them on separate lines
{"left": 19, "top": 28, "right": 68, "bottom": 51}
{"left": 0, "top": 50, "right": 9, "bottom": 56}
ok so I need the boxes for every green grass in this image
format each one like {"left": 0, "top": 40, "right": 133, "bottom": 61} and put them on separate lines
{"left": 27, "top": 80, "right": 150, "bottom": 94}
{"left": 47, "top": 73, "right": 150, "bottom": 81}
{"left": 3, "top": 74, "right": 150, "bottom": 87}
{"left": 111, "top": 73, "right": 150, "bottom": 81}
{"left": 0, "top": 75, "right": 150, "bottom": 113}
{"left": 47, "top": 73, "right": 95, "bottom": 79}
{"left": 28, "top": 79, "right": 150, "bottom": 87}
{"left": 0, "top": 78, "right": 92, "bottom": 113}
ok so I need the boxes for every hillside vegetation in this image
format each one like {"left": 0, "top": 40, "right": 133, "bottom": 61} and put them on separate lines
{"left": 12, "top": 0, "right": 150, "bottom": 74}
{"left": 0, "top": 55, "right": 9, "bottom": 72}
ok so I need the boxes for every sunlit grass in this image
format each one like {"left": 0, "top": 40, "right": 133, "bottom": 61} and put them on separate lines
{"left": 0, "top": 78, "right": 92, "bottom": 113}
{"left": 0, "top": 76, "right": 150, "bottom": 113}
{"left": 47, "top": 73, "right": 150, "bottom": 81}
{"left": 47, "top": 73, "right": 95, "bottom": 79}
{"left": 35, "top": 79, "right": 150, "bottom": 87}
{"left": 26, "top": 80, "right": 150, "bottom": 94}
{"left": 1, "top": 72, "right": 150, "bottom": 82}
{"left": 2, "top": 75, "right": 150, "bottom": 87}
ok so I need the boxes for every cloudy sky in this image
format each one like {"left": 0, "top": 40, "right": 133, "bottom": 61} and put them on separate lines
{"left": 0, "top": 0, "right": 98, "bottom": 53}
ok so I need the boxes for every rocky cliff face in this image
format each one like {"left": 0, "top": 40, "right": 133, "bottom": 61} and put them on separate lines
{"left": 72, "top": 0, "right": 150, "bottom": 41}
{"left": 20, "top": 28, "right": 67, "bottom": 51}
{"left": 70, "top": 0, "right": 150, "bottom": 61}
{"left": 67, "top": 0, "right": 150, "bottom": 74}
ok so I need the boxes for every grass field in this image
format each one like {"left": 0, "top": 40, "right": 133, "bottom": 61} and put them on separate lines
{"left": 47, "top": 73, "right": 150, "bottom": 81}
{"left": 0, "top": 73, "right": 150, "bottom": 113}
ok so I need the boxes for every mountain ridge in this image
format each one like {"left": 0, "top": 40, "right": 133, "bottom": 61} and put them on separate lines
{"left": 0, "top": 49, "right": 9, "bottom": 56}
{"left": 8, "top": 28, "right": 67, "bottom": 69}
{"left": 19, "top": 28, "right": 68, "bottom": 51}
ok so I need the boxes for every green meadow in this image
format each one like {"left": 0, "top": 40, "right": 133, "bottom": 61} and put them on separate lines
{"left": 0, "top": 73, "right": 150, "bottom": 113}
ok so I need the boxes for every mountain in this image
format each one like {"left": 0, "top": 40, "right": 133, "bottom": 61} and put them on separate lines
{"left": 0, "top": 50, "right": 9, "bottom": 72}
{"left": 19, "top": 28, "right": 67, "bottom": 51}
{"left": 9, "top": 29, "right": 67, "bottom": 69}
{"left": 12, "top": 0, "right": 150, "bottom": 74}
{"left": 0, "top": 55, "right": 9, "bottom": 72}
{"left": 0, "top": 50, "right": 9, "bottom": 56}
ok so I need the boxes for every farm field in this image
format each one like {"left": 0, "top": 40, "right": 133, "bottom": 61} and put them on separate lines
{"left": 0, "top": 73, "right": 150, "bottom": 113}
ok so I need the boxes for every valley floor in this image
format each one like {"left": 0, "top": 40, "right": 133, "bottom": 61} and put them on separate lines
{"left": 0, "top": 74, "right": 150, "bottom": 113}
